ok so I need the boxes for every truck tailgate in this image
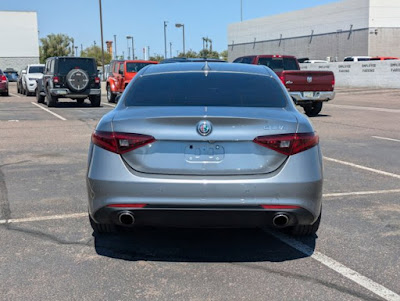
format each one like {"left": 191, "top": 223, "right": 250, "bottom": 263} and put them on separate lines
{"left": 282, "top": 71, "right": 334, "bottom": 92}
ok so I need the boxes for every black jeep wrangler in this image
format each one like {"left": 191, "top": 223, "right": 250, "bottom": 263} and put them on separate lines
{"left": 42, "top": 57, "right": 101, "bottom": 107}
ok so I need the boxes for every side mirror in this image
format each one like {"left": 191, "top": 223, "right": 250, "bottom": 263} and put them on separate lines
{"left": 22, "top": 70, "right": 27, "bottom": 75}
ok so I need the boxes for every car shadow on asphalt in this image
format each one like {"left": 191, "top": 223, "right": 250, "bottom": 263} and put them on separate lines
{"left": 45, "top": 101, "right": 107, "bottom": 109}
{"left": 93, "top": 227, "right": 316, "bottom": 262}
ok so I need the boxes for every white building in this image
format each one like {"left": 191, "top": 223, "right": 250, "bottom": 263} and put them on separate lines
{"left": 0, "top": 11, "right": 40, "bottom": 71}
{"left": 227, "top": 0, "right": 400, "bottom": 61}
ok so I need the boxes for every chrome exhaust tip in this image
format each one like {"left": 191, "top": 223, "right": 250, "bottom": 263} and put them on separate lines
{"left": 118, "top": 211, "right": 135, "bottom": 225}
{"left": 272, "top": 214, "right": 289, "bottom": 228}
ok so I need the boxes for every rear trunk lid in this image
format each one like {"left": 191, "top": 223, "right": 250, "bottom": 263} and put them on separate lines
{"left": 112, "top": 107, "right": 298, "bottom": 176}
{"left": 281, "top": 70, "right": 334, "bottom": 92}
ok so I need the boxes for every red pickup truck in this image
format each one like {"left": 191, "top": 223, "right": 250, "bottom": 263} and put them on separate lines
{"left": 233, "top": 55, "right": 335, "bottom": 116}
{"left": 106, "top": 60, "right": 158, "bottom": 102}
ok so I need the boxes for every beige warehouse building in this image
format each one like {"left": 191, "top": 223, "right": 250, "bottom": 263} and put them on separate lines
{"left": 0, "top": 11, "right": 40, "bottom": 71}
{"left": 227, "top": 0, "right": 400, "bottom": 62}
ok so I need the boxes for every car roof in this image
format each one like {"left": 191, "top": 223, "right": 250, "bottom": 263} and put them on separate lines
{"left": 141, "top": 62, "right": 273, "bottom": 77}
{"left": 160, "top": 57, "right": 226, "bottom": 64}
{"left": 124, "top": 60, "right": 158, "bottom": 64}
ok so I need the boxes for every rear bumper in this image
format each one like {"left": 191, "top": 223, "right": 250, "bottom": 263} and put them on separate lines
{"left": 93, "top": 206, "right": 315, "bottom": 228}
{"left": 87, "top": 145, "right": 323, "bottom": 227}
{"left": 290, "top": 91, "right": 335, "bottom": 103}
{"left": 50, "top": 88, "right": 101, "bottom": 98}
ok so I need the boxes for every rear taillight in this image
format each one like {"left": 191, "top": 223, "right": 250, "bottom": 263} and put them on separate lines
{"left": 0, "top": 75, "right": 6, "bottom": 82}
{"left": 254, "top": 133, "right": 319, "bottom": 156}
{"left": 279, "top": 74, "right": 285, "bottom": 85}
{"left": 92, "top": 131, "right": 155, "bottom": 154}
{"left": 53, "top": 76, "right": 59, "bottom": 84}
{"left": 331, "top": 76, "right": 335, "bottom": 88}
{"left": 95, "top": 77, "right": 100, "bottom": 84}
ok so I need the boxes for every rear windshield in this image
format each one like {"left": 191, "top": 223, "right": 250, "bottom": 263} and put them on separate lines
{"left": 57, "top": 58, "right": 96, "bottom": 75}
{"left": 125, "top": 72, "right": 286, "bottom": 107}
{"left": 28, "top": 66, "right": 44, "bottom": 74}
{"left": 257, "top": 58, "right": 299, "bottom": 72}
{"left": 126, "top": 62, "right": 156, "bottom": 73}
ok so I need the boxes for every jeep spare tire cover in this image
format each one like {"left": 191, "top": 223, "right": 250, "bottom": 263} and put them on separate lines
{"left": 66, "top": 69, "right": 89, "bottom": 92}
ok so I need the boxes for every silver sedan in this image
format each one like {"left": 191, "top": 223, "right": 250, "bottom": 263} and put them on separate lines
{"left": 87, "top": 62, "right": 323, "bottom": 236}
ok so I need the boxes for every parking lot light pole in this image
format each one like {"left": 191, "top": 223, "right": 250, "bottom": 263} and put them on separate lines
{"left": 98, "top": 0, "right": 105, "bottom": 80}
{"left": 127, "top": 36, "right": 134, "bottom": 59}
{"left": 175, "top": 23, "right": 185, "bottom": 56}
{"left": 164, "top": 21, "right": 168, "bottom": 59}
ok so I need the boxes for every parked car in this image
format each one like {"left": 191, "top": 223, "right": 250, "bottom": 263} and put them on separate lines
{"left": 343, "top": 56, "right": 371, "bottom": 62}
{"left": 87, "top": 62, "right": 323, "bottom": 236}
{"left": 106, "top": 60, "right": 158, "bottom": 103}
{"left": 0, "top": 69, "right": 9, "bottom": 96}
{"left": 17, "top": 67, "right": 26, "bottom": 94}
{"left": 3, "top": 68, "right": 18, "bottom": 82}
{"left": 370, "top": 57, "right": 399, "bottom": 61}
{"left": 233, "top": 55, "right": 335, "bottom": 116}
{"left": 303, "top": 60, "right": 329, "bottom": 64}
{"left": 21, "top": 64, "right": 45, "bottom": 96}
{"left": 42, "top": 57, "right": 101, "bottom": 107}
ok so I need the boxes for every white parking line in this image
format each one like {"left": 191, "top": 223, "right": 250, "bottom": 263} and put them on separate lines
{"left": 103, "top": 103, "right": 116, "bottom": 107}
{"left": 324, "top": 157, "right": 400, "bottom": 180}
{"left": 0, "top": 212, "right": 86, "bottom": 224}
{"left": 31, "top": 102, "right": 67, "bottom": 121}
{"left": 265, "top": 229, "right": 400, "bottom": 301}
{"left": 9, "top": 92, "right": 21, "bottom": 98}
{"left": 323, "top": 189, "right": 400, "bottom": 198}
{"left": 326, "top": 104, "right": 400, "bottom": 114}
{"left": 372, "top": 136, "right": 400, "bottom": 143}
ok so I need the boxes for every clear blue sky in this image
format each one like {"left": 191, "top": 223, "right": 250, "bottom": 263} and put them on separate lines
{"left": 1, "top": 0, "right": 339, "bottom": 58}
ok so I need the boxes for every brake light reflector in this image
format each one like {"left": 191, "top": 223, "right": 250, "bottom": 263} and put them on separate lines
{"left": 261, "top": 205, "right": 301, "bottom": 209}
{"left": 331, "top": 76, "right": 335, "bottom": 88}
{"left": 106, "top": 204, "right": 147, "bottom": 208}
{"left": 92, "top": 131, "right": 155, "bottom": 154}
{"left": 95, "top": 77, "right": 100, "bottom": 84}
{"left": 53, "top": 76, "right": 59, "bottom": 84}
{"left": 254, "top": 133, "right": 319, "bottom": 155}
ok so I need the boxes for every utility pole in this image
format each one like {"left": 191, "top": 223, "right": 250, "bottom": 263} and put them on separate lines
{"left": 169, "top": 42, "right": 172, "bottom": 58}
{"left": 164, "top": 21, "right": 168, "bottom": 58}
{"left": 98, "top": 0, "right": 105, "bottom": 80}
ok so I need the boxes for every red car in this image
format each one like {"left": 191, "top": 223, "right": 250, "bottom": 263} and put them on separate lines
{"left": 370, "top": 57, "right": 399, "bottom": 61}
{"left": 0, "top": 69, "right": 9, "bottom": 96}
{"left": 106, "top": 60, "right": 158, "bottom": 102}
{"left": 233, "top": 55, "right": 335, "bottom": 116}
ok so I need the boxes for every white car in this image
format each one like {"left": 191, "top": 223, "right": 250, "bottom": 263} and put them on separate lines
{"left": 343, "top": 56, "right": 371, "bottom": 62}
{"left": 21, "top": 64, "right": 45, "bottom": 96}
{"left": 303, "top": 60, "right": 329, "bottom": 64}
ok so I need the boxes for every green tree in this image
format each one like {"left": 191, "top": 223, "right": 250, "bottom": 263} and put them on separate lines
{"left": 220, "top": 50, "right": 228, "bottom": 61}
{"left": 40, "top": 34, "right": 73, "bottom": 63}
{"left": 177, "top": 49, "right": 198, "bottom": 58}
{"left": 199, "top": 49, "right": 220, "bottom": 59}
{"left": 81, "top": 45, "right": 112, "bottom": 66}
{"left": 149, "top": 54, "right": 165, "bottom": 62}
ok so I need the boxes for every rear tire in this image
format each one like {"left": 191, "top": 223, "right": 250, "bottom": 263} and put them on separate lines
{"left": 89, "top": 214, "right": 116, "bottom": 234}
{"left": 90, "top": 95, "right": 101, "bottom": 107}
{"left": 304, "top": 102, "right": 323, "bottom": 117}
{"left": 46, "top": 89, "right": 57, "bottom": 107}
{"left": 107, "top": 85, "right": 116, "bottom": 103}
{"left": 288, "top": 211, "right": 321, "bottom": 236}
{"left": 36, "top": 88, "right": 45, "bottom": 103}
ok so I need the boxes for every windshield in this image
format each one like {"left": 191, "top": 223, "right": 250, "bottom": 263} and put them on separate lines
{"left": 126, "top": 62, "right": 156, "bottom": 73}
{"left": 125, "top": 72, "right": 286, "bottom": 108}
{"left": 257, "top": 58, "right": 299, "bottom": 72}
{"left": 29, "top": 66, "right": 44, "bottom": 74}
{"left": 57, "top": 58, "right": 96, "bottom": 75}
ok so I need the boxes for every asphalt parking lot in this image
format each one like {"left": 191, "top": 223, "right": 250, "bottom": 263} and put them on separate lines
{"left": 0, "top": 83, "right": 399, "bottom": 301}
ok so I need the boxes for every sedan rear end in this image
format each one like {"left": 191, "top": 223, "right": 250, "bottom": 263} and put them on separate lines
{"left": 87, "top": 63, "right": 323, "bottom": 236}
